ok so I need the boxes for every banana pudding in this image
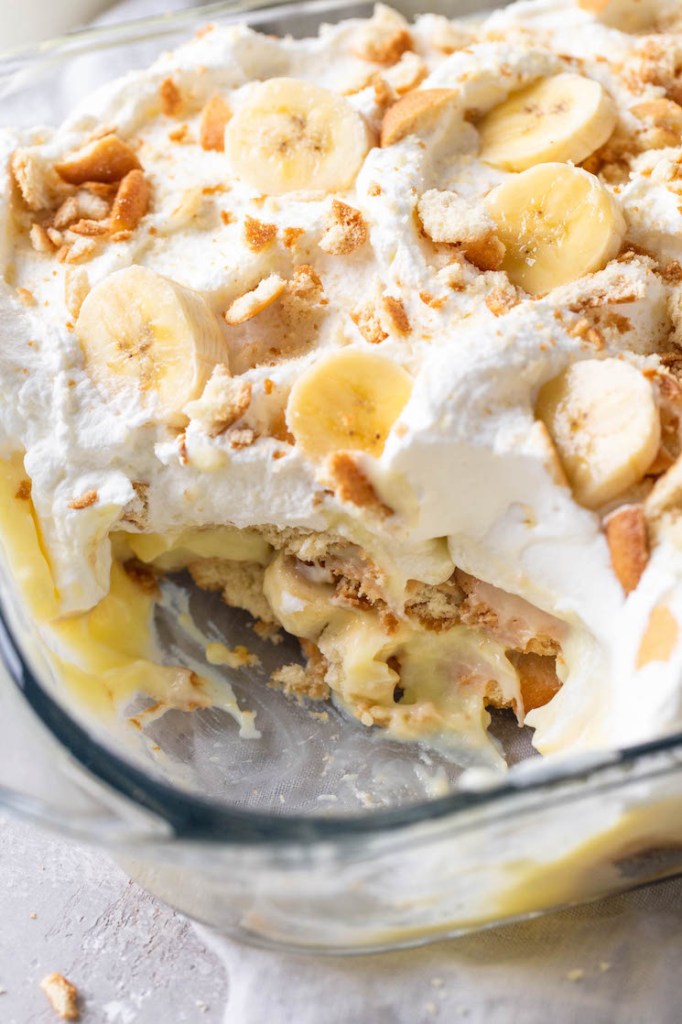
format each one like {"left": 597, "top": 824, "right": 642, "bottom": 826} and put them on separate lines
{"left": 3, "top": 0, "right": 682, "bottom": 767}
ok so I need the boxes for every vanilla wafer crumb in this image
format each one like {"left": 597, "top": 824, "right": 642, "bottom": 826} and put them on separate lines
{"left": 40, "top": 973, "right": 79, "bottom": 1021}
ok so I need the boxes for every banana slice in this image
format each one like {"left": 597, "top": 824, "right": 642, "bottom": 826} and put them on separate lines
{"left": 485, "top": 163, "right": 626, "bottom": 295}
{"left": 225, "top": 78, "right": 370, "bottom": 195}
{"left": 478, "top": 73, "right": 617, "bottom": 172}
{"left": 536, "top": 358, "right": 660, "bottom": 509}
{"left": 263, "top": 553, "right": 337, "bottom": 640}
{"left": 577, "top": 0, "right": 655, "bottom": 31}
{"left": 76, "top": 265, "right": 226, "bottom": 427}
{"left": 286, "top": 349, "right": 412, "bottom": 459}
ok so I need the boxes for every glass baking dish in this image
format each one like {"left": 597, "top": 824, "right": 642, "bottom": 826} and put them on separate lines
{"left": 2, "top": 0, "right": 682, "bottom": 955}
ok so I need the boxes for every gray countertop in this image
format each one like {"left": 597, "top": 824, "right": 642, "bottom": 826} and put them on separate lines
{"left": 4, "top": 810, "right": 682, "bottom": 1024}
{"left": 0, "top": 814, "right": 227, "bottom": 1024}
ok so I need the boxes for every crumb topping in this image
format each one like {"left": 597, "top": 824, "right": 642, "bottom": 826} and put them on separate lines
{"left": 352, "top": 5, "right": 413, "bottom": 64}
{"left": 351, "top": 300, "right": 389, "bottom": 344}
{"left": 243, "top": 215, "right": 277, "bottom": 251}
{"left": 327, "top": 452, "right": 392, "bottom": 515}
{"left": 604, "top": 504, "right": 650, "bottom": 594}
{"left": 224, "top": 274, "right": 286, "bottom": 325}
{"left": 270, "top": 641, "right": 330, "bottom": 701}
{"left": 199, "top": 94, "right": 231, "bottom": 151}
{"left": 382, "top": 294, "right": 410, "bottom": 334}
{"left": 185, "top": 365, "right": 252, "bottom": 436}
{"left": 418, "top": 189, "right": 505, "bottom": 271}
{"left": 109, "top": 169, "right": 150, "bottom": 233}
{"left": 64, "top": 267, "right": 90, "bottom": 318}
{"left": 68, "top": 489, "right": 98, "bottom": 510}
{"left": 55, "top": 134, "right": 141, "bottom": 186}
{"left": 160, "top": 77, "right": 184, "bottom": 116}
{"left": 319, "top": 199, "right": 368, "bottom": 255}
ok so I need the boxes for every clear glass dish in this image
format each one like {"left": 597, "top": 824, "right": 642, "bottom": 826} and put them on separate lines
{"left": 2, "top": 0, "right": 682, "bottom": 955}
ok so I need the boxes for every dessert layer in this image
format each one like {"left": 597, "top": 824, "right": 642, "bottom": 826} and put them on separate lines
{"left": 3, "top": 0, "right": 682, "bottom": 759}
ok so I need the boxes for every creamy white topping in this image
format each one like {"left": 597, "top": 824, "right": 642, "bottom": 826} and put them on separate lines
{"left": 3, "top": 0, "right": 682, "bottom": 759}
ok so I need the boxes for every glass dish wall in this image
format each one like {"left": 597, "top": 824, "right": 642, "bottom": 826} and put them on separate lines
{"left": 1, "top": 0, "right": 682, "bottom": 953}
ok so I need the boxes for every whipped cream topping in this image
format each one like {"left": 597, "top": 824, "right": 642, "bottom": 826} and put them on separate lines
{"left": 3, "top": 0, "right": 682, "bottom": 759}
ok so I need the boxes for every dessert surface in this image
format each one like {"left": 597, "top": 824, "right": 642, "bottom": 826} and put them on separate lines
{"left": 3, "top": 0, "right": 682, "bottom": 765}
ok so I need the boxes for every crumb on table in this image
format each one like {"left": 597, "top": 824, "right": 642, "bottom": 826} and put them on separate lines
{"left": 40, "top": 973, "right": 80, "bottom": 1021}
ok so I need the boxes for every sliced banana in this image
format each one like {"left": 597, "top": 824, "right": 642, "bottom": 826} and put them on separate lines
{"left": 577, "top": 0, "right": 655, "bottom": 32}
{"left": 478, "top": 73, "right": 617, "bottom": 172}
{"left": 536, "top": 358, "right": 660, "bottom": 509}
{"left": 76, "top": 265, "right": 226, "bottom": 427}
{"left": 263, "top": 553, "right": 337, "bottom": 639}
{"left": 286, "top": 348, "right": 412, "bottom": 459}
{"left": 485, "top": 163, "right": 626, "bottom": 295}
{"left": 225, "top": 78, "right": 370, "bottom": 195}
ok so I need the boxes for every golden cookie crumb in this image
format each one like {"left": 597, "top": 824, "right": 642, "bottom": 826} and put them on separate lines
{"left": 351, "top": 301, "right": 388, "bottom": 344}
{"left": 62, "top": 237, "right": 98, "bottom": 264}
{"left": 224, "top": 274, "right": 286, "bottom": 325}
{"left": 29, "top": 224, "right": 55, "bottom": 254}
{"left": 372, "top": 74, "right": 397, "bottom": 109}
{"left": 286, "top": 264, "right": 326, "bottom": 307}
{"left": 185, "top": 365, "right": 252, "bottom": 437}
{"left": 11, "top": 147, "right": 69, "bottom": 211}
{"left": 168, "top": 124, "right": 190, "bottom": 143}
{"left": 319, "top": 200, "right": 368, "bottom": 256}
{"left": 228, "top": 427, "right": 256, "bottom": 449}
{"left": 199, "top": 94, "right": 231, "bottom": 151}
{"left": 382, "top": 50, "right": 427, "bottom": 94}
{"left": 327, "top": 451, "right": 392, "bottom": 515}
{"left": 418, "top": 189, "right": 505, "bottom": 270}
{"left": 16, "top": 287, "right": 36, "bottom": 306}
{"left": 282, "top": 226, "right": 305, "bottom": 249}
{"left": 160, "top": 77, "right": 183, "bottom": 116}
{"left": 110, "top": 169, "right": 150, "bottom": 233}
{"left": 53, "top": 196, "right": 81, "bottom": 229}
{"left": 605, "top": 504, "right": 649, "bottom": 594}
{"left": 64, "top": 267, "right": 90, "bottom": 319}
{"left": 636, "top": 604, "right": 679, "bottom": 668}
{"left": 381, "top": 89, "right": 456, "bottom": 147}
{"left": 383, "top": 295, "right": 410, "bottom": 334}
{"left": 486, "top": 286, "right": 519, "bottom": 317}
{"left": 507, "top": 651, "right": 562, "bottom": 713}
{"left": 353, "top": 8, "right": 413, "bottom": 65}
{"left": 243, "top": 215, "right": 277, "bottom": 252}
{"left": 68, "top": 489, "right": 98, "bottom": 510}
{"left": 55, "top": 134, "right": 140, "bottom": 186}
{"left": 567, "top": 317, "right": 605, "bottom": 350}
{"left": 40, "top": 973, "right": 79, "bottom": 1021}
